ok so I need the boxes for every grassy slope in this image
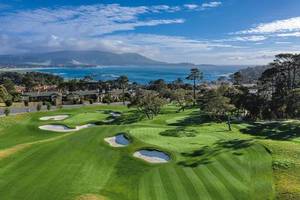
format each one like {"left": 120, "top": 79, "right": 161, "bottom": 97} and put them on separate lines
{"left": 1, "top": 104, "right": 298, "bottom": 199}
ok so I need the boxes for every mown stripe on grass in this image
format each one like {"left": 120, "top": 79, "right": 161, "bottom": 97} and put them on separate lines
{"left": 165, "top": 167, "right": 191, "bottom": 200}
{"left": 216, "top": 152, "right": 249, "bottom": 183}
{"left": 160, "top": 167, "right": 189, "bottom": 200}
{"left": 194, "top": 165, "right": 235, "bottom": 200}
{"left": 247, "top": 144, "right": 274, "bottom": 199}
{"left": 173, "top": 166, "right": 201, "bottom": 200}
{"left": 208, "top": 158, "right": 249, "bottom": 199}
{"left": 158, "top": 167, "right": 178, "bottom": 200}
{"left": 182, "top": 167, "right": 212, "bottom": 200}
{"left": 152, "top": 168, "right": 169, "bottom": 200}
{"left": 139, "top": 172, "right": 152, "bottom": 200}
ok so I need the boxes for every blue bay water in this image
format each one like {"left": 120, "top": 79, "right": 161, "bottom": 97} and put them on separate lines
{"left": 30, "top": 65, "right": 242, "bottom": 84}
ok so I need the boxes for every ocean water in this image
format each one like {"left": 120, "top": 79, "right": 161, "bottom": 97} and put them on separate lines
{"left": 29, "top": 65, "right": 243, "bottom": 84}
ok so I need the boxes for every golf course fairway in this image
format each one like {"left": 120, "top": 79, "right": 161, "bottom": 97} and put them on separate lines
{"left": 1, "top": 104, "right": 297, "bottom": 200}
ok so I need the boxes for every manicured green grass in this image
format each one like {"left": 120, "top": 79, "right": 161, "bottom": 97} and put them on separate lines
{"left": 62, "top": 112, "right": 109, "bottom": 127}
{"left": 1, "top": 104, "right": 299, "bottom": 199}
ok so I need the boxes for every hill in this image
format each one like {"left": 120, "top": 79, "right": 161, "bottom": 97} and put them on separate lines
{"left": 0, "top": 50, "right": 195, "bottom": 67}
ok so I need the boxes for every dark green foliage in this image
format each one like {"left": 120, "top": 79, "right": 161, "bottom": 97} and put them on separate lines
{"left": 102, "top": 94, "right": 113, "bottom": 104}
{"left": 186, "top": 68, "right": 203, "bottom": 105}
{"left": 36, "top": 103, "right": 42, "bottom": 111}
{"left": 89, "top": 99, "right": 94, "bottom": 104}
{"left": 258, "top": 53, "right": 300, "bottom": 119}
{"left": 4, "top": 99, "right": 13, "bottom": 107}
{"left": 46, "top": 102, "right": 51, "bottom": 110}
{"left": 232, "top": 72, "right": 243, "bottom": 85}
{"left": 0, "top": 85, "right": 12, "bottom": 103}
{"left": 4, "top": 108, "right": 10, "bottom": 116}
{"left": 116, "top": 75, "right": 129, "bottom": 105}
{"left": 24, "top": 100, "right": 29, "bottom": 107}
{"left": 0, "top": 71, "right": 63, "bottom": 91}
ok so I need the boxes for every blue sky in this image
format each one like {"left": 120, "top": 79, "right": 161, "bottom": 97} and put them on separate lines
{"left": 0, "top": 0, "right": 300, "bottom": 65}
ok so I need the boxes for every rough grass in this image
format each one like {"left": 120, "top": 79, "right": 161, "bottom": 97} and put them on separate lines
{"left": 0, "top": 104, "right": 298, "bottom": 199}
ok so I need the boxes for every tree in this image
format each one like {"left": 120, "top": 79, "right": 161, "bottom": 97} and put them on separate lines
{"left": 232, "top": 72, "right": 243, "bottom": 85}
{"left": 186, "top": 68, "right": 203, "bottom": 106}
{"left": 116, "top": 75, "right": 129, "bottom": 105}
{"left": 258, "top": 53, "right": 300, "bottom": 118}
{"left": 2, "top": 79, "right": 16, "bottom": 94}
{"left": 171, "top": 78, "right": 184, "bottom": 89}
{"left": 148, "top": 79, "right": 167, "bottom": 91}
{"left": 0, "top": 85, "right": 10, "bottom": 103}
{"left": 170, "top": 88, "right": 193, "bottom": 112}
{"left": 128, "top": 90, "right": 166, "bottom": 119}
{"left": 198, "top": 88, "right": 236, "bottom": 131}
{"left": 287, "top": 88, "right": 300, "bottom": 117}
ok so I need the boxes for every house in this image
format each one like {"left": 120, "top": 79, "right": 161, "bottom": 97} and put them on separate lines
{"left": 21, "top": 91, "right": 62, "bottom": 105}
{"left": 63, "top": 90, "right": 102, "bottom": 104}
{"left": 242, "top": 84, "right": 258, "bottom": 94}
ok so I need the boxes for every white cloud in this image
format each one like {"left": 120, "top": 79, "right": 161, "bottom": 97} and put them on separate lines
{"left": 232, "top": 35, "right": 267, "bottom": 42}
{"left": 1, "top": 31, "right": 298, "bottom": 65}
{"left": 151, "top": 5, "right": 181, "bottom": 12}
{"left": 238, "top": 16, "right": 300, "bottom": 34}
{"left": 275, "top": 41, "right": 292, "bottom": 44}
{"left": 0, "top": 2, "right": 295, "bottom": 65}
{"left": 201, "top": 2, "right": 222, "bottom": 9}
{"left": 184, "top": 2, "right": 222, "bottom": 11}
{"left": 0, "top": 4, "right": 184, "bottom": 37}
{"left": 184, "top": 4, "right": 199, "bottom": 10}
{"left": 277, "top": 32, "right": 300, "bottom": 37}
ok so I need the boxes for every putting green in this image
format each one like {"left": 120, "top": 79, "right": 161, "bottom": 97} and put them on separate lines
{"left": 0, "top": 105, "right": 278, "bottom": 200}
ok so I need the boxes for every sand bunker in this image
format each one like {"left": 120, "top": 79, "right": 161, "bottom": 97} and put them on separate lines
{"left": 110, "top": 112, "right": 122, "bottom": 117}
{"left": 40, "top": 115, "right": 69, "bottom": 121}
{"left": 133, "top": 149, "right": 170, "bottom": 163}
{"left": 102, "top": 119, "right": 115, "bottom": 123}
{"left": 39, "top": 124, "right": 94, "bottom": 132}
{"left": 104, "top": 134, "right": 130, "bottom": 147}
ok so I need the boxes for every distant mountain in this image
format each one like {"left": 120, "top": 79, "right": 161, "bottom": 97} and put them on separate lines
{"left": 0, "top": 50, "right": 195, "bottom": 67}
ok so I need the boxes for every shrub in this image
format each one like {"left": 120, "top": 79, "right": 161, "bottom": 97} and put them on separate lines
{"left": 102, "top": 95, "right": 113, "bottom": 104}
{"left": 36, "top": 103, "right": 42, "bottom": 111}
{"left": 4, "top": 99, "right": 13, "bottom": 107}
{"left": 46, "top": 102, "right": 51, "bottom": 110}
{"left": 24, "top": 100, "right": 29, "bottom": 107}
{"left": 4, "top": 108, "right": 10, "bottom": 116}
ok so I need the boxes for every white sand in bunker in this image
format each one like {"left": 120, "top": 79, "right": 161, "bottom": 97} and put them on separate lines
{"left": 39, "top": 124, "right": 94, "bottom": 132}
{"left": 104, "top": 134, "right": 129, "bottom": 147}
{"left": 102, "top": 119, "right": 115, "bottom": 123}
{"left": 39, "top": 115, "right": 69, "bottom": 121}
{"left": 110, "top": 112, "right": 122, "bottom": 117}
{"left": 133, "top": 150, "right": 170, "bottom": 163}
